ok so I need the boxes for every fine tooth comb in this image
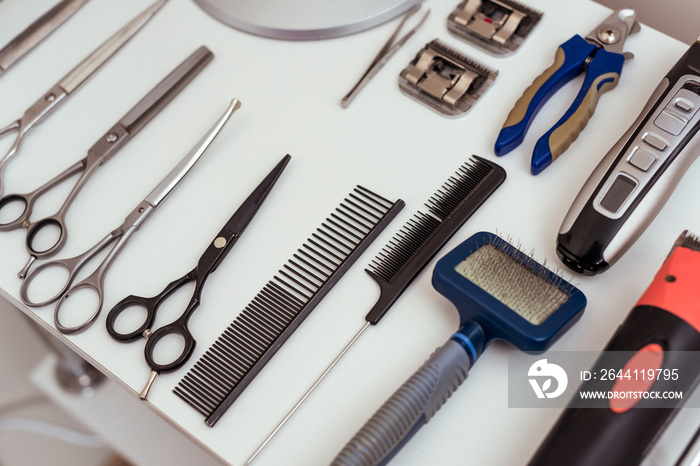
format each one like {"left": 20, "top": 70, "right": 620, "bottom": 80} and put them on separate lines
{"left": 332, "top": 232, "right": 586, "bottom": 465}
{"left": 447, "top": 0, "right": 543, "bottom": 56}
{"left": 398, "top": 39, "right": 498, "bottom": 117}
{"left": 245, "top": 156, "right": 506, "bottom": 465}
{"left": 173, "top": 186, "right": 404, "bottom": 426}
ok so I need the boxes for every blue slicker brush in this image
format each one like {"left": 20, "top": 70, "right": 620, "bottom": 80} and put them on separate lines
{"left": 332, "top": 231, "right": 587, "bottom": 466}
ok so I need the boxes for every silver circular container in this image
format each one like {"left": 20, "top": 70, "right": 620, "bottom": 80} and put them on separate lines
{"left": 193, "top": 0, "right": 423, "bottom": 40}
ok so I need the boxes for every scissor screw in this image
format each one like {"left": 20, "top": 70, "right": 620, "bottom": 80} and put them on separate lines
{"left": 214, "top": 237, "right": 226, "bottom": 248}
{"left": 45, "top": 93, "right": 55, "bottom": 102}
{"left": 106, "top": 132, "right": 119, "bottom": 143}
{"left": 597, "top": 27, "right": 621, "bottom": 45}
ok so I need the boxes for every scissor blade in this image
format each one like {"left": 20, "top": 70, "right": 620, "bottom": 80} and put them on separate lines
{"left": 145, "top": 99, "right": 241, "bottom": 207}
{"left": 59, "top": 0, "right": 167, "bottom": 94}
{"left": 0, "top": 0, "right": 90, "bottom": 75}
{"left": 120, "top": 46, "right": 213, "bottom": 136}
{"left": 225, "top": 154, "right": 291, "bottom": 237}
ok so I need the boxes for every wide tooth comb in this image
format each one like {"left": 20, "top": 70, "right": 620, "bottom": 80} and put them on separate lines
{"left": 173, "top": 186, "right": 404, "bottom": 426}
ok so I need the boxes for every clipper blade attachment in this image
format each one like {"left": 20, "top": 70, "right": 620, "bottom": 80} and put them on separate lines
{"left": 447, "top": 0, "right": 542, "bottom": 55}
{"left": 399, "top": 39, "right": 497, "bottom": 117}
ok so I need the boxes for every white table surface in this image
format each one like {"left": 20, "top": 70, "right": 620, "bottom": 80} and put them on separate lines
{"left": 0, "top": 0, "right": 698, "bottom": 465}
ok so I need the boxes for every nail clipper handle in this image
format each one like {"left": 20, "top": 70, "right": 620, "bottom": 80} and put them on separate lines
{"left": 495, "top": 35, "right": 596, "bottom": 157}
{"left": 531, "top": 48, "right": 624, "bottom": 174}
{"left": 331, "top": 340, "right": 471, "bottom": 466}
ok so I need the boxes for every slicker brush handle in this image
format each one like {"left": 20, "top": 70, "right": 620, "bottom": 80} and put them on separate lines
{"left": 494, "top": 35, "right": 595, "bottom": 157}
{"left": 331, "top": 340, "right": 471, "bottom": 466}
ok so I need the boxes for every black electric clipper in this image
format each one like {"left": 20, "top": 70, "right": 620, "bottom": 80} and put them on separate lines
{"left": 557, "top": 37, "right": 700, "bottom": 275}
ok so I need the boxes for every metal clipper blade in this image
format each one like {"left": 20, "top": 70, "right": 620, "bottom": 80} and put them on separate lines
{"left": 398, "top": 39, "right": 498, "bottom": 117}
{"left": 447, "top": 0, "right": 543, "bottom": 56}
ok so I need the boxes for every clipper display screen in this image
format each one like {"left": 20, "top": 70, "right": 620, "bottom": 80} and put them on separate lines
{"left": 601, "top": 174, "right": 637, "bottom": 213}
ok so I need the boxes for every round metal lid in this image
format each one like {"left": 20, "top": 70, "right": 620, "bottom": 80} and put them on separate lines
{"left": 193, "top": 0, "right": 423, "bottom": 40}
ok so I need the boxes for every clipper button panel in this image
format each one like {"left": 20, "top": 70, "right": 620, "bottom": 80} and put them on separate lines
{"left": 628, "top": 147, "right": 656, "bottom": 171}
{"left": 594, "top": 79, "right": 700, "bottom": 220}
{"left": 641, "top": 132, "right": 668, "bottom": 151}
{"left": 654, "top": 89, "right": 700, "bottom": 135}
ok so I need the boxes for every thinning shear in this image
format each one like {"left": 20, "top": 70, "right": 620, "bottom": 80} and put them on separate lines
{"left": 0, "top": 0, "right": 166, "bottom": 195}
{"left": 0, "top": 0, "right": 90, "bottom": 77}
{"left": 19, "top": 99, "right": 241, "bottom": 336}
{"left": 106, "top": 154, "right": 290, "bottom": 400}
{"left": 0, "top": 46, "right": 213, "bottom": 279}
{"left": 494, "top": 9, "right": 640, "bottom": 174}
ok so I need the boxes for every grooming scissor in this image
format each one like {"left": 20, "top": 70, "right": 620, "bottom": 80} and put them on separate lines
{"left": 106, "top": 154, "right": 290, "bottom": 400}
{"left": 0, "top": 0, "right": 90, "bottom": 77}
{"left": 19, "top": 99, "right": 241, "bottom": 336}
{"left": 0, "top": 0, "right": 166, "bottom": 195}
{"left": 1, "top": 45, "right": 213, "bottom": 279}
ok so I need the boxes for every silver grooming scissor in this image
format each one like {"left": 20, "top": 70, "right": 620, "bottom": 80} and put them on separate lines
{"left": 1, "top": 46, "right": 213, "bottom": 279}
{"left": 20, "top": 99, "right": 241, "bottom": 335}
{"left": 0, "top": 0, "right": 90, "bottom": 77}
{"left": 0, "top": 0, "right": 167, "bottom": 195}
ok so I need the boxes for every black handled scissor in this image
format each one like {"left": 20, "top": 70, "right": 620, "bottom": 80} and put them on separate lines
{"left": 106, "top": 154, "right": 290, "bottom": 400}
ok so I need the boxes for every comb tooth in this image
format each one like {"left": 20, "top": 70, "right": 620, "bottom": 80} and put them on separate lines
{"left": 300, "top": 244, "right": 338, "bottom": 273}
{"left": 326, "top": 217, "right": 363, "bottom": 243}
{"left": 197, "top": 352, "right": 237, "bottom": 389}
{"left": 330, "top": 212, "right": 366, "bottom": 238}
{"left": 355, "top": 185, "right": 393, "bottom": 210}
{"left": 336, "top": 205, "right": 374, "bottom": 234}
{"left": 264, "top": 283, "right": 304, "bottom": 314}
{"left": 174, "top": 186, "right": 404, "bottom": 423}
{"left": 274, "top": 276, "right": 313, "bottom": 303}
{"left": 367, "top": 212, "right": 441, "bottom": 283}
{"left": 184, "top": 370, "right": 227, "bottom": 402}
{"left": 293, "top": 253, "right": 330, "bottom": 280}
{"left": 342, "top": 198, "right": 381, "bottom": 224}
{"left": 279, "top": 269, "right": 316, "bottom": 296}
{"left": 297, "top": 249, "right": 335, "bottom": 275}
{"left": 258, "top": 285, "right": 300, "bottom": 317}
{"left": 309, "top": 235, "right": 344, "bottom": 263}
{"left": 267, "top": 278, "right": 305, "bottom": 306}
{"left": 321, "top": 222, "right": 358, "bottom": 252}
{"left": 284, "top": 260, "right": 324, "bottom": 288}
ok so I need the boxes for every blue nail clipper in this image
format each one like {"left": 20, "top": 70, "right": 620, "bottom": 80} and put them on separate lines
{"left": 494, "top": 9, "right": 640, "bottom": 174}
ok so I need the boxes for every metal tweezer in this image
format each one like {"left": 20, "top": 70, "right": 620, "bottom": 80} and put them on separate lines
{"left": 340, "top": 5, "right": 429, "bottom": 108}
{"left": 0, "top": 0, "right": 91, "bottom": 77}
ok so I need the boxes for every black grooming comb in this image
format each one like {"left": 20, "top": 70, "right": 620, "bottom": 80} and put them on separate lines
{"left": 173, "top": 186, "right": 404, "bottom": 426}
{"left": 365, "top": 155, "right": 506, "bottom": 323}
{"left": 243, "top": 156, "right": 507, "bottom": 465}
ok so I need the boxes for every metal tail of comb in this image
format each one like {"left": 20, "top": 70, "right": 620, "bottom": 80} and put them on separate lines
{"left": 399, "top": 39, "right": 498, "bottom": 116}
{"left": 365, "top": 156, "right": 506, "bottom": 324}
{"left": 173, "top": 186, "right": 404, "bottom": 426}
{"left": 447, "top": 0, "right": 543, "bottom": 56}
